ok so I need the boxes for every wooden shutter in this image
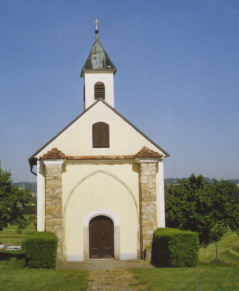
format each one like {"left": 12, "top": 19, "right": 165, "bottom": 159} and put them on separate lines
{"left": 94, "top": 82, "right": 105, "bottom": 100}
{"left": 93, "top": 122, "right": 109, "bottom": 148}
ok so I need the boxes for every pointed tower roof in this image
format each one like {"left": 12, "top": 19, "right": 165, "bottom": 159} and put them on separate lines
{"left": 80, "top": 28, "right": 117, "bottom": 77}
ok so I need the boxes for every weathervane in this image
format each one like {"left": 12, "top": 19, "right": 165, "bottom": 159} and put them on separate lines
{"left": 94, "top": 18, "right": 100, "bottom": 33}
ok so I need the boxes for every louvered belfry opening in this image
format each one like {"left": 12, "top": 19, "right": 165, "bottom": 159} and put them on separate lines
{"left": 93, "top": 122, "right": 109, "bottom": 148}
{"left": 94, "top": 82, "right": 105, "bottom": 100}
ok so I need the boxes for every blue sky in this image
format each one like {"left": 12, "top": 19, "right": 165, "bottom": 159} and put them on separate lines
{"left": 0, "top": 0, "right": 239, "bottom": 182}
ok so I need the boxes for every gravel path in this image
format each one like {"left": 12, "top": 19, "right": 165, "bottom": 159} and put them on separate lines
{"left": 86, "top": 269, "right": 148, "bottom": 291}
{"left": 57, "top": 260, "right": 153, "bottom": 290}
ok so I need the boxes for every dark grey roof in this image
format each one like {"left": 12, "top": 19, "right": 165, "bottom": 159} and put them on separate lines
{"left": 80, "top": 34, "right": 117, "bottom": 77}
{"left": 29, "top": 99, "right": 169, "bottom": 167}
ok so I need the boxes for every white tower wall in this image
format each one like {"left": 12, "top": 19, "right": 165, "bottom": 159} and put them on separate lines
{"left": 83, "top": 72, "right": 114, "bottom": 110}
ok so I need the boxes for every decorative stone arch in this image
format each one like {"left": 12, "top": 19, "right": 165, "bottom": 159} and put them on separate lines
{"left": 64, "top": 170, "right": 138, "bottom": 214}
{"left": 83, "top": 209, "right": 120, "bottom": 260}
{"left": 63, "top": 170, "right": 138, "bottom": 261}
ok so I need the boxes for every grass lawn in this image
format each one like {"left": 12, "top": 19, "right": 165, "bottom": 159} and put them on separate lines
{"left": 132, "top": 266, "right": 239, "bottom": 291}
{"left": 0, "top": 251, "right": 88, "bottom": 291}
{"left": 0, "top": 221, "right": 88, "bottom": 291}
{"left": 0, "top": 222, "right": 84, "bottom": 291}
{"left": 131, "top": 230, "right": 239, "bottom": 291}
{"left": 0, "top": 268, "right": 88, "bottom": 291}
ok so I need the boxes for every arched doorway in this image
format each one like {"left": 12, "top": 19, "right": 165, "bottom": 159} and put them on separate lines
{"left": 89, "top": 215, "right": 114, "bottom": 259}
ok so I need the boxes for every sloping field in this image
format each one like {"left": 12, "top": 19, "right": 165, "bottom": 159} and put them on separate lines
{"left": 199, "top": 229, "right": 239, "bottom": 266}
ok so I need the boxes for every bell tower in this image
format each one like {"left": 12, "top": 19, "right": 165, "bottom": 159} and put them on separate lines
{"left": 81, "top": 20, "right": 117, "bottom": 110}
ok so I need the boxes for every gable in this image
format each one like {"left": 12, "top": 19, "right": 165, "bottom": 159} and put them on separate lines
{"left": 29, "top": 100, "right": 169, "bottom": 164}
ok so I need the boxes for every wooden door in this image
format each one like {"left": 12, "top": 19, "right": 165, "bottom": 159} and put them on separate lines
{"left": 89, "top": 216, "right": 114, "bottom": 259}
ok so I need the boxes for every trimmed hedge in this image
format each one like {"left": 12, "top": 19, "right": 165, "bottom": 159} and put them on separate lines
{"left": 25, "top": 232, "right": 58, "bottom": 269}
{"left": 152, "top": 228, "right": 199, "bottom": 267}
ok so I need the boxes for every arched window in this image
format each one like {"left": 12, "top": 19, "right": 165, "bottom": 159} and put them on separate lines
{"left": 94, "top": 82, "right": 105, "bottom": 100}
{"left": 92, "top": 122, "right": 109, "bottom": 148}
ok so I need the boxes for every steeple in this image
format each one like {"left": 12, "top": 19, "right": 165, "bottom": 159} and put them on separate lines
{"left": 81, "top": 20, "right": 117, "bottom": 110}
{"left": 80, "top": 27, "right": 116, "bottom": 76}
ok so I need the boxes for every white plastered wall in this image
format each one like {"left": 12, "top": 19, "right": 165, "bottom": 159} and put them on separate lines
{"left": 84, "top": 72, "right": 114, "bottom": 109}
{"left": 37, "top": 159, "right": 45, "bottom": 231}
{"left": 156, "top": 160, "right": 165, "bottom": 228}
{"left": 63, "top": 162, "right": 139, "bottom": 261}
{"left": 35, "top": 102, "right": 165, "bottom": 159}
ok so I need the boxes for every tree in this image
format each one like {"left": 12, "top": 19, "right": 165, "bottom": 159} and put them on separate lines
{"left": 0, "top": 162, "right": 34, "bottom": 233}
{"left": 165, "top": 174, "right": 239, "bottom": 259}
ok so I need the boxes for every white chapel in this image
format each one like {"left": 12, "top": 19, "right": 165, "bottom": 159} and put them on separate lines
{"left": 29, "top": 24, "right": 169, "bottom": 261}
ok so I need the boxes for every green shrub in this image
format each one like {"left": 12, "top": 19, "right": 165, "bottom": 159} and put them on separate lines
{"left": 152, "top": 228, "right": 199, "bottom": 267}
{"left": 25, "top": 232, "right": 58, "bottom": 269}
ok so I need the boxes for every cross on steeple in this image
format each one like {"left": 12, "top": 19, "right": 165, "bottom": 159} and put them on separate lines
{"left": 94, "top": 19, "right": 100, "bottom": 31}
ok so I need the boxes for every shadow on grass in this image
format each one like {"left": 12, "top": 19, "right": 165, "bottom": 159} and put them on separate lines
{"left": 150, "top": 259, "right": 236, "bottom": 269}
{"left": 0, "top": 251, "right": 26, "bottom": 269}
{"left": 0, "top": 251, "right": 25, "bottom": 261}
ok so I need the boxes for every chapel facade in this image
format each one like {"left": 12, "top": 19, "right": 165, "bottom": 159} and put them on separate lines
{"left": 29, "top": 27, "right": 169, "bottom": 261}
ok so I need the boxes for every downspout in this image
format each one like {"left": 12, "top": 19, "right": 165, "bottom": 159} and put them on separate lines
{"left": 29, "top": 158, "right": 37, "bottom": 176}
